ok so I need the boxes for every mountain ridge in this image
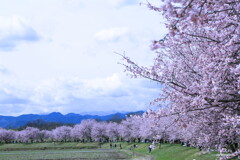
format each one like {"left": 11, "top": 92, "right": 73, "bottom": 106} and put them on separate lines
{"left": 0, "top": 111, "right": 144, "bottom": 129}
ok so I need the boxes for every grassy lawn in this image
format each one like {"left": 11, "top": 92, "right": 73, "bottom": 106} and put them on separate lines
{"left": 0, "top": 149, "right": 130, "bottom": 160}
{"left": 134, "top": 143, "right": 217, "bottom": 160}
{"left": 102, "top": 142, "right": 219, "bottom": 160}
{"left": 0, "top": 142, "right": 226, "bottom": 160}
{"left": 0, "top": 142, "right": 99, "bottom": 151}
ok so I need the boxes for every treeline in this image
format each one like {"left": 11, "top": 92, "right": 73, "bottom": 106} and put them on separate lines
{"left": 1, "top": 114, "right": 239, "bottom": 152}
{"left": 17, "top": 119, "right": 74, "bottom": 131}
{"left": 0, "top": 113, "right": 239, "bottom": 160}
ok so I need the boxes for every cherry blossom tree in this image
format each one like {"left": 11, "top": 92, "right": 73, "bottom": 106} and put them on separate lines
{"left": 42, "top": 130, "right": 53, "bottom": 142}
{"left": 139, "top": 114, "right": 157, "bottom": 142}
{"left": 0, "top": 128, "right": 15, "bottom": 143}
{"left": 91, "top": 121, "right": 107, "bottom": 142}
{"left": 16, "top": 127, "right": 40, "bottom": 143}
{"left": 77, "top": 119, "right": 96, "bottom": 142}
{"left": 119, "top": 116, "right": 143, "bottom": 142}
{"left": 71, "top": 124, "right": 83, "bottom": 142}
{"left": 129, "top": 116, "right": 143, "bottom": 142}
{"left": 120, "top": 0, "right": 240, "bottom": 156}
{"left": 37, "top": 130, "right": 51, "bottom": 142}
{"left": 106, "top": 122, "right": 120, "bottom": 142}
{"left": 52, "top": 126, "right": 72, "bottom": 142}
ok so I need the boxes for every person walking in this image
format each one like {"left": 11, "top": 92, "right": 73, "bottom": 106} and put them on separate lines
{"left": 158, "top": 141, "right": 161, "bottom": 149}
{"left": 148, "top": 145, "right": 152, "bottom": 153}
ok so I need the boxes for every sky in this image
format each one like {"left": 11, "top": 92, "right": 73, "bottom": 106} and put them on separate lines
{"left": 0, "top": 0, "right": 167, "bottom": 116}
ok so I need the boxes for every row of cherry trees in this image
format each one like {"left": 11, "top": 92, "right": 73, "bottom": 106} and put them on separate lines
{"left": 1, "top": 114, "right": 237, "bottom": 148}
{"left": 0, "top": 115, "right": 202, "bottom": 144}
{"left": 0, "top": 118, "right": 153, "bottom": 143}
{"left": 120, "top": 0, "right": 239, "bottom": 159}
{"left": 0, "top": 114, "right": 238, "bottom": 159}
{"left": 0, "top": 116, "right": 168, "bottom": 143}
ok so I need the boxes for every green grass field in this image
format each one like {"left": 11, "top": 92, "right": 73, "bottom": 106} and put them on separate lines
{"left": 101, "top": 142, "right": 220, "bottom": 160}
{"left": 126, "top": 143, "right": 217, "bottom": 160}
{"left": 0, "top": 142, "right": 224, "bottom": 160}
{"left": 0, "top": 142, "right": 99, "bottom": 151}
{"left": 0, "top": 149, "right": 130, "bottom": 160}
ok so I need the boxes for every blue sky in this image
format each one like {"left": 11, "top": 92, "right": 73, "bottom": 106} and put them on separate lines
{"left": 0, "top": 0, "right": 167, "bottom": 116}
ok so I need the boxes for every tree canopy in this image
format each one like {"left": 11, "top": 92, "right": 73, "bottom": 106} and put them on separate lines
{"left": 121, "top": 0, "right": 239, "bottom": 159}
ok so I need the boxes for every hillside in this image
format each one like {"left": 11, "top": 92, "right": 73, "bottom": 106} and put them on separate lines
{"left": 0, "top": 111, "right": 144, "bottom": 129}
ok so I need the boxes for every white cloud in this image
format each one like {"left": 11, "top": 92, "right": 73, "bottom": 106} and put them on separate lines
{"left": 0, "top": 16, "right": 40, "bottom": 51}
{"left": 30, "top": 74, "right": 123, "bottom": 104}
{"left": 83, "top": 73, "right": 121, "bottom": 90}
{"left": 94, "top": 27, "right": 129, "bottom": 42}
{"left": 0, "top": 74, "right": 160, "bottom": 116}
{"left": 0, "top": 0, "right": 166, "bottom": 116}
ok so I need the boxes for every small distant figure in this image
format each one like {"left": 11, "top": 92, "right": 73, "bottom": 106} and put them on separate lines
{"left": 158, "top": 141, "right": 161, "bottom": 149}
{"left": 110, "top": 143, "right": 112, "bottom": 148}
{"left": 120, "top": 144, "right": 122, "bottom": 149}
{"left": 114, "top": 144, "right": 117, "bottom": 148}
{"left": 148, "top": 145, "right": 152, "bottom": 153}
{"left": 133, "top": 144, "right": 136, "bottom": 148}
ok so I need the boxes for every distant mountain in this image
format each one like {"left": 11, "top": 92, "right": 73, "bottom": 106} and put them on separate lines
{"left": 0, "top": 111, "right": 144, "bottom": 129}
